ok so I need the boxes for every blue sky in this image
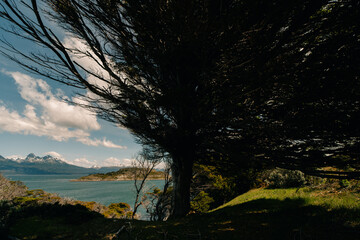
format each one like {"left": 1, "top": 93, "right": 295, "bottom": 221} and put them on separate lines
{"left": 0, "top": 6, "right": 142, "bottom": 168}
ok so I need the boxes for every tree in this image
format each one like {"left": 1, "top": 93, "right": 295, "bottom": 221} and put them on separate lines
{"left": 131, "top": 147, "right": 162, "bottom": 219}
{"left": 0, "top": 0, "right": 359, "bottom": 218}
{"left": 261, "top": 1, "right": 360, "bottom": 176}
{"left": 202, "top": 0, "right": 360, "bottom": 179}
{"left": 0, "top": 0, "right": 238, "bottom": 217}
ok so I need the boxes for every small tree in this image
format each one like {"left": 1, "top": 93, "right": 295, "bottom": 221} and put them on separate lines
{"left": 131, "top": 147, "right": 163, "bottom": 219}
{"left": 143, "top": 162, "right": 173, "bottom": 221}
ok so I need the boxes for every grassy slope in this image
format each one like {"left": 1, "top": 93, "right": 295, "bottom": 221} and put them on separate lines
{"left": 9, "top": 187, "right": 360, "bottom": 240}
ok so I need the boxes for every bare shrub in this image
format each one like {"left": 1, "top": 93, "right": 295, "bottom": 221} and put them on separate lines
{"left": 0, "top": 174, "right": 27, "bottom": 201}
{"left": 143, "top": 163, "right": 173, "bottom": 221}
{"left": 264, "top": 168, "right": 307, "bottom": 188}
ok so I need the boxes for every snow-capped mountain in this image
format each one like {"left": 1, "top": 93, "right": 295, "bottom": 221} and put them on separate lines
{"left": 0, "top": 153, "right": 122, "bottom": 175}
{"left": 21, "top": 153, "right": 66, "bottom": 164}
{"left": 0, "top": 153, "right": 94, "bottom": 174}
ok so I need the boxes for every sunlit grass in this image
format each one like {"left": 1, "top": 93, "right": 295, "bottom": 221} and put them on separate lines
{"left": 216, "top": 187, "right": 360, "bottom": 211}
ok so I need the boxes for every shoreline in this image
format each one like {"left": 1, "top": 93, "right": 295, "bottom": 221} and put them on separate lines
{"left": 70, "top": 177, "right": 165, "bottom": 182}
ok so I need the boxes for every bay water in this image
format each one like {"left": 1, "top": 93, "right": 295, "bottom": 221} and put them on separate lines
{"left": 3, "top": 173, "right": 164, "bottom": 219}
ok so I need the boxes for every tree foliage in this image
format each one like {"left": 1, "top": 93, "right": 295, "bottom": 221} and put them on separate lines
{"left": 201, "top": 0, "right": 360, "bottom": 178}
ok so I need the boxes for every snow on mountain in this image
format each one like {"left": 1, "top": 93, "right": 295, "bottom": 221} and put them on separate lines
{"left": 14, "top": 153, "right": 66, "bottom": 164}
{"left": 0, "top": 153, "right": 127, "bottom": 174}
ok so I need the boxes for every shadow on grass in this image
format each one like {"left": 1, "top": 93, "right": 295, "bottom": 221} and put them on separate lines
{"left": 140, "top": 198, "right": 360, "bottom": 240}
{"left": 195, "top": 198, "right": 360, "bottom": 240}
{"left": 6, "top": 203, "right": 123, "bottom": 240}
{"left": 5, "top": 198, "right": 360, "bottom": 240}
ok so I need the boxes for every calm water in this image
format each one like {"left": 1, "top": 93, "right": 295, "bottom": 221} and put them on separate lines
{"left": 3, "top": 173, "right": 164, "bottom": 219}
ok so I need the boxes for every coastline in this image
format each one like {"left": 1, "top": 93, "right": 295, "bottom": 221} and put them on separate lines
{"left": 70, "top": 177, "right": 165, "bottom": 182}
{"left": 71, "top": 167, "right": 166, "bottom": 182}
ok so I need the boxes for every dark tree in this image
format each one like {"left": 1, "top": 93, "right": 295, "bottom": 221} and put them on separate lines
{"left": 201, "top": 0, "right": 360, "bottom": 180}
{"left": 0, "top": 0, "right": 239, "bottom": 217}
{"left": 0, "top": 0, "right": 360, "bottom": 218}
{"left": 260, "top": 1, "right": 360, "bottom": 177}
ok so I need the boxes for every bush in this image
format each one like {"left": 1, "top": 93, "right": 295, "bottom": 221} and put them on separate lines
{"left": 143, "top": 186, "right": 173, "bottom": 221}
{"left": 264, "top": 168, "right": 307, "bottom": 188}
{"left": 103, "top": 202, "right": 132, "bottom": 219}
{"left": 340, "top": 179, "right": 351, "bottom": 188}
{"left": 191, "top": 164, "right": 237, "bottom": 209}
{"left": 0, "top": 175, "right": 27, "bottom": 201}
{"left": 190, "top": 191, "right": 214, "bottom": 213}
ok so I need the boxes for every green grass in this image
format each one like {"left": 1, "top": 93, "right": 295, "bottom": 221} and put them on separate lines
{"left": 216, "top": 188, "right": 360, "bottom": 211}
{"left": 8, "top": 187, "right": 360, "bottom": 240}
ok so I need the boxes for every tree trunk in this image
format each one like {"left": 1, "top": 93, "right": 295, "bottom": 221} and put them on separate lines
{"left": 170, "top": 152, "right": 194, "bottom": 218}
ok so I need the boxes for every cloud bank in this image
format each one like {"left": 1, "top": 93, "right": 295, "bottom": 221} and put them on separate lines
{"left": 0, "top": 71, "right": 125, "bottom": 149}
{"left": 45, "top": 151, "right": 134, "bottom": 168}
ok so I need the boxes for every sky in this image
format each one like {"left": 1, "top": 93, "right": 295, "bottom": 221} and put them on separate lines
{"left": 0, "top": 4, "right": 142, "bottom": 168}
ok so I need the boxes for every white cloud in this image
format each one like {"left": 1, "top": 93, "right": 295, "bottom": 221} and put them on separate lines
{"left": 43, "top": 151, "right": 78, "bottom": 166}
{"left": 44, "top": 151, "right": 64, "bottom": 159}
{"left": 5, "top": 155, "right": 25, "bottom": 160}
{"left": 76, "top": 137, "right": 126, "bottom": 149}
{"left": 0, "top": 71, "right": 126, "bottom": 149}
{"left": 103, "top": 157, "right": 166, "bottom": 169}
{"left": 42, "top": 153, "right": 94, "bottom": 168}
{"left": 13, "top": 151, "right": 161, "bottom": 169}
{"left": 63, "top": 36, "right": 112, "bottom": 88}
{"left": 62, "top": 36, "right": 128, "bottom": 105}
{"left": 0, "top": 103, "right": 91, "bottom": 141}
{"left": 9, "top": 71, "right": 100, "bottom": 131}
{"left": 103, "top": 157, "right": 133, "bottom": 167}
{"left": 40, "top": 152, "right": 93, "bottom": 167}
{"left": 72, "top": 157, "right": 96, "bottom": 168}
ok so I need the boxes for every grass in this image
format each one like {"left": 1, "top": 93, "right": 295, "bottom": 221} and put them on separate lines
{"left": 216, "top": 188, "right": 360, "bottom": 211}
{"left": 7, "top": 187, "right": 360, "bottom": 240}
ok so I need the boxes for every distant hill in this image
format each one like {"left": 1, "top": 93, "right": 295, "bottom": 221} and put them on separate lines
{"left": 73, "top": 167, "right": 166, "bottom": 181}
{"left": 0, "top": 153, "right": 121, "bottom": 175}
{"left": 90, "top": 166, "right": 123, "bottom": 174}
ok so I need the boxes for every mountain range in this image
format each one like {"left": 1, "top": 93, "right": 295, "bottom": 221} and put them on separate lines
{"left": 0, "top": 153, "right": 121, "bottom": 175}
